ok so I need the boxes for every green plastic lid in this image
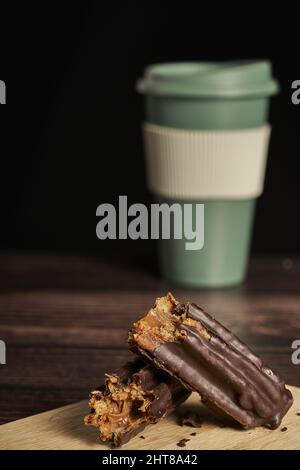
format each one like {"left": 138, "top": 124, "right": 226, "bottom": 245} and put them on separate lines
{"left": 137, "top": 61, "right": 279, "bottom": 98}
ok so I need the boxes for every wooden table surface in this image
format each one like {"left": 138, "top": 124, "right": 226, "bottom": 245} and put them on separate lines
{"left": 0, "top": 252, "right": 300, "bottom": 425}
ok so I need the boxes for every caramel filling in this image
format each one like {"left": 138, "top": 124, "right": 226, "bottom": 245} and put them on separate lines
{"left": 84, "top": 374, "right": 154, "bottom": 442}
{"left": 128, "top": 292, "right": 210, "bottom": 351}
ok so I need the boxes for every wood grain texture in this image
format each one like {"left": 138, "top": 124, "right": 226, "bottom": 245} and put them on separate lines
{"left": 0, "top": 387, "right": 299, "bottom": 450}
{"left": 0, "top": 252, "right": 300, "bottom": 425}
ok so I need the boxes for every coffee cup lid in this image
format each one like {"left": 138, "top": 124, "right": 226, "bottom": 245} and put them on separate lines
{"left": 137, "top": 61, "right": 279, "bottom": 98}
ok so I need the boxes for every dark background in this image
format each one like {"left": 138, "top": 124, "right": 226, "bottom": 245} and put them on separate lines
{"left": 4, "top": 3, "right": 300, "bottom": 257}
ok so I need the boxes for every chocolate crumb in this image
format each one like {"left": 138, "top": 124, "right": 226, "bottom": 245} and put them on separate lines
{"left": 297, "top": 412, "right": 300, "bottom": 416}
{"left": 190, "top": 432, "right": 197, "bottom": 436}
{"left": 140, "top": 436, "right": 145, "bottom": 439}
{"left": 174, "top": 304, "right": 186, "bottom": 315}
{"left": 281, "top": 427, "right": 288, "bottom": 432}
{"left": 177, "top": 438, "right": 190, "bottom": 448}
{"left": 179, "top": 411, "right": 203, "bottom": 428}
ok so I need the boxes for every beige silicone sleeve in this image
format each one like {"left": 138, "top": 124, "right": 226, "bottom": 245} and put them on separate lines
{"left": 143, "top": 123, "right": 271, "bottom": 199}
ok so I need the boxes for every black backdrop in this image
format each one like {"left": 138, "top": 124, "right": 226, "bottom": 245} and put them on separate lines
{"left": 4, "top": 3, "right": 300, "bottom": 256}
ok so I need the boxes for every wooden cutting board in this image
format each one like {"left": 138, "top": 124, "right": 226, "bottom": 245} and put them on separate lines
{"left": 0, "top": 386, "right": 299, "bottom": 450}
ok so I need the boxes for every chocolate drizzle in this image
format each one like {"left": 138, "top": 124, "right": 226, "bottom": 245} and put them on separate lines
{"left": 130, "top": 296, "right": 293, "bottom": 430}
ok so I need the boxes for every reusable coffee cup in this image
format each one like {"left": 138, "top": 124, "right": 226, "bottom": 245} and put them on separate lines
{"left": 137, "top": 61, "right": 278, "bottom": 287}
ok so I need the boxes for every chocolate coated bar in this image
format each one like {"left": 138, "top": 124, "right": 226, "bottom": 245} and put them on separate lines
{"left": 84, "top": 358, "right": 191, "bottom": 446}
{"left": 128, "top": 293, "right": 293, "bottom": 429}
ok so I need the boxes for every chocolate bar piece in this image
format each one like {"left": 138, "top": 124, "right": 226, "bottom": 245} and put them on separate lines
{"left": 128, "top": 293, "right": 293, "bottom": 429}
{"left": 84, "top": 358, "right": 191, "bottom": 447}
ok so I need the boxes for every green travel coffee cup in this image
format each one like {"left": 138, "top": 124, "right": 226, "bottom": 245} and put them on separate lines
{"left": 137, "top": 61, "right": 278, "bottom": 288}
